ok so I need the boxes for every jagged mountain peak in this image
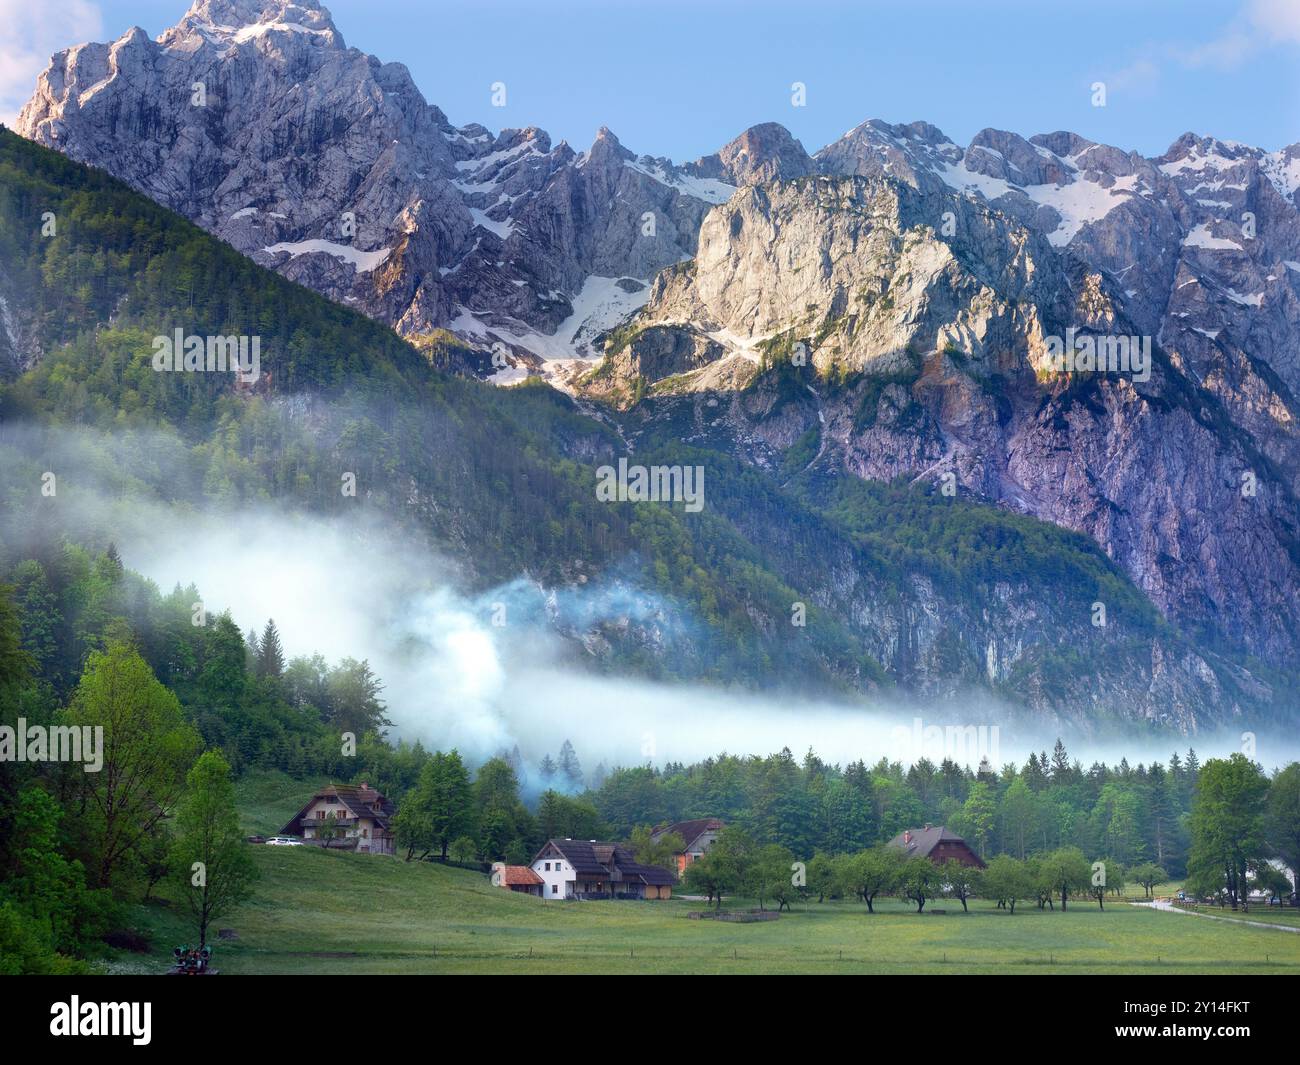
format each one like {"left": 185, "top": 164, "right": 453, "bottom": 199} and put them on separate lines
{"left": 692, "top": 121, "right": 813, "bottom": 185}
{"left": 161, "top": 0, "right": 343, "bottom": 53}
{"left": 181, "top": 0, "right": 335, "bottom": 29}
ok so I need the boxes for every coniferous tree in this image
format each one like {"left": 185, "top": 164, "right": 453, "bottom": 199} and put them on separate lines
{"left": 257, "top": 619, "right": 285, "bottom": 679}
{"left": 557, "top": 739, "right": 583, "bottom": 789}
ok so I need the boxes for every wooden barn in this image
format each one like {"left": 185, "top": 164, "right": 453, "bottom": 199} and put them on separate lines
{"left": 888, "top": 824, "right": 986, "bottom": 868}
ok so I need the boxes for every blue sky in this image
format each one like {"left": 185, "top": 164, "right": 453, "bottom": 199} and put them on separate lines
{"left": 5, "top": 0, "right": 1300, "bottom": 157}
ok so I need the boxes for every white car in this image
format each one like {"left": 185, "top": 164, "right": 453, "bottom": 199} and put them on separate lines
{"left": 265, "top": 836, "right": 303, "bottom": 846}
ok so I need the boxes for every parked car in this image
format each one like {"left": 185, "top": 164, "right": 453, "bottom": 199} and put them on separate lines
{"left": 265, "top": 836, "right": 303, "bottom": 846}
{"left": 1176, "top": 890, "right": 1187, "bottom": 901}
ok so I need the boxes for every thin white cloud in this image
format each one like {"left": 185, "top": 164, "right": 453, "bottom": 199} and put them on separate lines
{"left": 0, "top": 0, "right": 103, "bottom": 126}
{"left": 1103, "top": 0, "right": 1300, "bottom": 102}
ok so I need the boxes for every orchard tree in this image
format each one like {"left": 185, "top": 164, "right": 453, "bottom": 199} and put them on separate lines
{"left": 834, "top": 847, "right": 901, "bottom": 913}
{"left": 684, "top": 826, "right": 754, "bottom": 911}
{"left": 804, "top": 852, "right": 836, "bottom": 903}
{"left": 1089, "top": 859, "right": 1124, "bottom": 910}
{"left": 1128, "top": 862, "right": 1169, "bottom": 899}
{"left": 753, "top": 844, "right": 797, "bottom": 912}
{"left": 982, "top": 854, "right": 1030, "bottom": 914}
{"left": 1040, "top": 847, "right": 1091, "bottom": 910}
{"left": 940, "top": 859, "right": 980, "bottom": 913}
{"left": 898, "top": 856, "right": 940, "bottom": 913}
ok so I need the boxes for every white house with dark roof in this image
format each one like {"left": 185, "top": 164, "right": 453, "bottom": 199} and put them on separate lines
{"left": 531, "top": 839, "right": 674, "bottom": 900}
{"left": 279, "top": 782, "right": 396, "bottom": 854}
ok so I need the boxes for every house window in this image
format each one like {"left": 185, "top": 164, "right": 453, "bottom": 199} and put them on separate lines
{"left": 551, "top": 885, "right": 558, "bottom": 895}
{"left": 544, "top": 862, "right": 551, "bottom": 871}
{"left": 326, "top": 796, "right": 338, "bottom": 804}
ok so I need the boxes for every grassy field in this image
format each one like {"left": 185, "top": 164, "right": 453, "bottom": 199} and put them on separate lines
{"left": 107, "top": 845, "right": 1300, "bottom": 975}
{"left": 96, "top": 771, "right": 1298, "bottom": 975}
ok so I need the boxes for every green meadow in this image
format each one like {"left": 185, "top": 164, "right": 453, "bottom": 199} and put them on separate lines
{"left": 108, "top": 847, "right": 1300, "bottom": 976}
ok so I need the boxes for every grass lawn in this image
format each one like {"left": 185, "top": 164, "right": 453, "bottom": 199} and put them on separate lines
{"left": 105, "top": 846, "right": 1300, "bottom": 975}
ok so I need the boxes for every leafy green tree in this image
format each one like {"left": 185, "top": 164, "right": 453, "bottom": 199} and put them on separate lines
{"left": 473, "top": 758, "right": 534, "bottom": 860}
{"left": 10, "top": 564, "right": 58, "bottom": 675}
{"left": 958, "top": 781, "right": 997, "bottom": 859}
{"left": 981, "top": 854, "right": 1031, "bottom": 913}
{"left": 197, "top": 613, "right": 248, "bottom": 707}
{"left": 1091, "top": 784, "right": 1145, "bottom": 865}
{"left": 1089, "top": 859, "right": 1124, "bottom": 909}
{"left": 425, "top": 750, "right": 475, "bottom": 859}
{"left": 63, "top": 641, "right": 200, "bottom": 887}
{"left": 315, "top": 813, "right": 342, "bottom": 849}
{"left": 818, "top": 776, "right": 876, "bottom": 853}
{"left": 170, "top": 750, "right": 257, "bottom": 948}
{"left": 1040, "top": 847, "right": 1092, "bottom": 910}
{"left": 897, "top": 856, "right": 940, "bottom": 913}
{"left": 0, "top": 902, "right": 89, "bottom": 975}
{"left": 628, "top": 826, "right": 684, "bottom": 873}
{"left": 448, "top": 836, "right": 477, "bottom": 863}
{"left": 804, "top": 851, "right": 837, "bottom": 903}
{"left": 1128, "top": 862, "right": 1169, "bottom": 898}
{"left": 752, "top": 843, "right": 797, "bottom": 911}
{"left": 0, "top": 583, "right": 33, "bottom": 699}
{"left": 682, "top": 851, "right": 725, "bottom": 908}
{"left": 1188, "top": 754, "right": 1269, "bottom": 911}
{"left": 998, "top": 777, "right": 1035, "bottom": 859}
{"left": 1265, "top": 763, "right": 1300, "bottom": 898}
{"left": 1, "top": 787, "right": 106, "bottom": 957}
{"left": 940, "top": 859, "right": 980, "bottom": 913}
{"left": 835, "top": 846, "right": 902, "bottom": 913}
{"left": 327, "top": 658, "right": 391, "bottom": 738}
{"left": 684, "top": 826, "right": 755, "bottom": 911}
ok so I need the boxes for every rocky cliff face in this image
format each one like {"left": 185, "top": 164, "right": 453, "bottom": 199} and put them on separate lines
{"left": 614, "top": 167, "right": 1300, "bottom": 674}
{"left": 13, "top": 0, "right": 1300, "bottom": 720}
{"left": 15, "top": 0, "right": 737, "bottom": 375}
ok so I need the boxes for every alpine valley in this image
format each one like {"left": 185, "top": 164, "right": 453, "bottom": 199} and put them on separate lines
{"left": 7, "top": 0, "right": 1300, "bottom": 735}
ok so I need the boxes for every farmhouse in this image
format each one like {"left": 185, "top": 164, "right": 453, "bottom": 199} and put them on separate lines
{"left": 498, "top": 866, "right": 544, "bottom": 896}
{"left": 279, "top": 782, "right": 396, "bottom": 854}
{"left": 531, "top": 839, "right": 675, "bottom": 900}
{"left": 651, "top": 817, "right": 724, "bottom": 876}
{"left": 888, "top": 824, "right": 985, "bottom": 868}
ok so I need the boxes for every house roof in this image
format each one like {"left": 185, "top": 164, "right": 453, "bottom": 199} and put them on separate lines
{"left": 501, "top": 866, "right": 543, "bottom": 886}
{"left": 535, "top": 839, "right": 675, "bottom": 887}
{"left": 650, "top": 818, "right": 724, "bottom": 850}
{"left": 278, "top": 782, "right": 397, "bottom": 836}
{"left": 887, "top": 825, "right": 969, "bottom": 859}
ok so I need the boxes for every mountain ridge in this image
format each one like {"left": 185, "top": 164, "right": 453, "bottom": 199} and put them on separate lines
{"left": 8, "top": 0, "right": 1300, "bottom": 723}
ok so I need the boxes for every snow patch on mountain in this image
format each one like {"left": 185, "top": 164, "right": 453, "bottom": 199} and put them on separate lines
{"left": 264, "top": 239, "right": 391, "bottom": 273}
